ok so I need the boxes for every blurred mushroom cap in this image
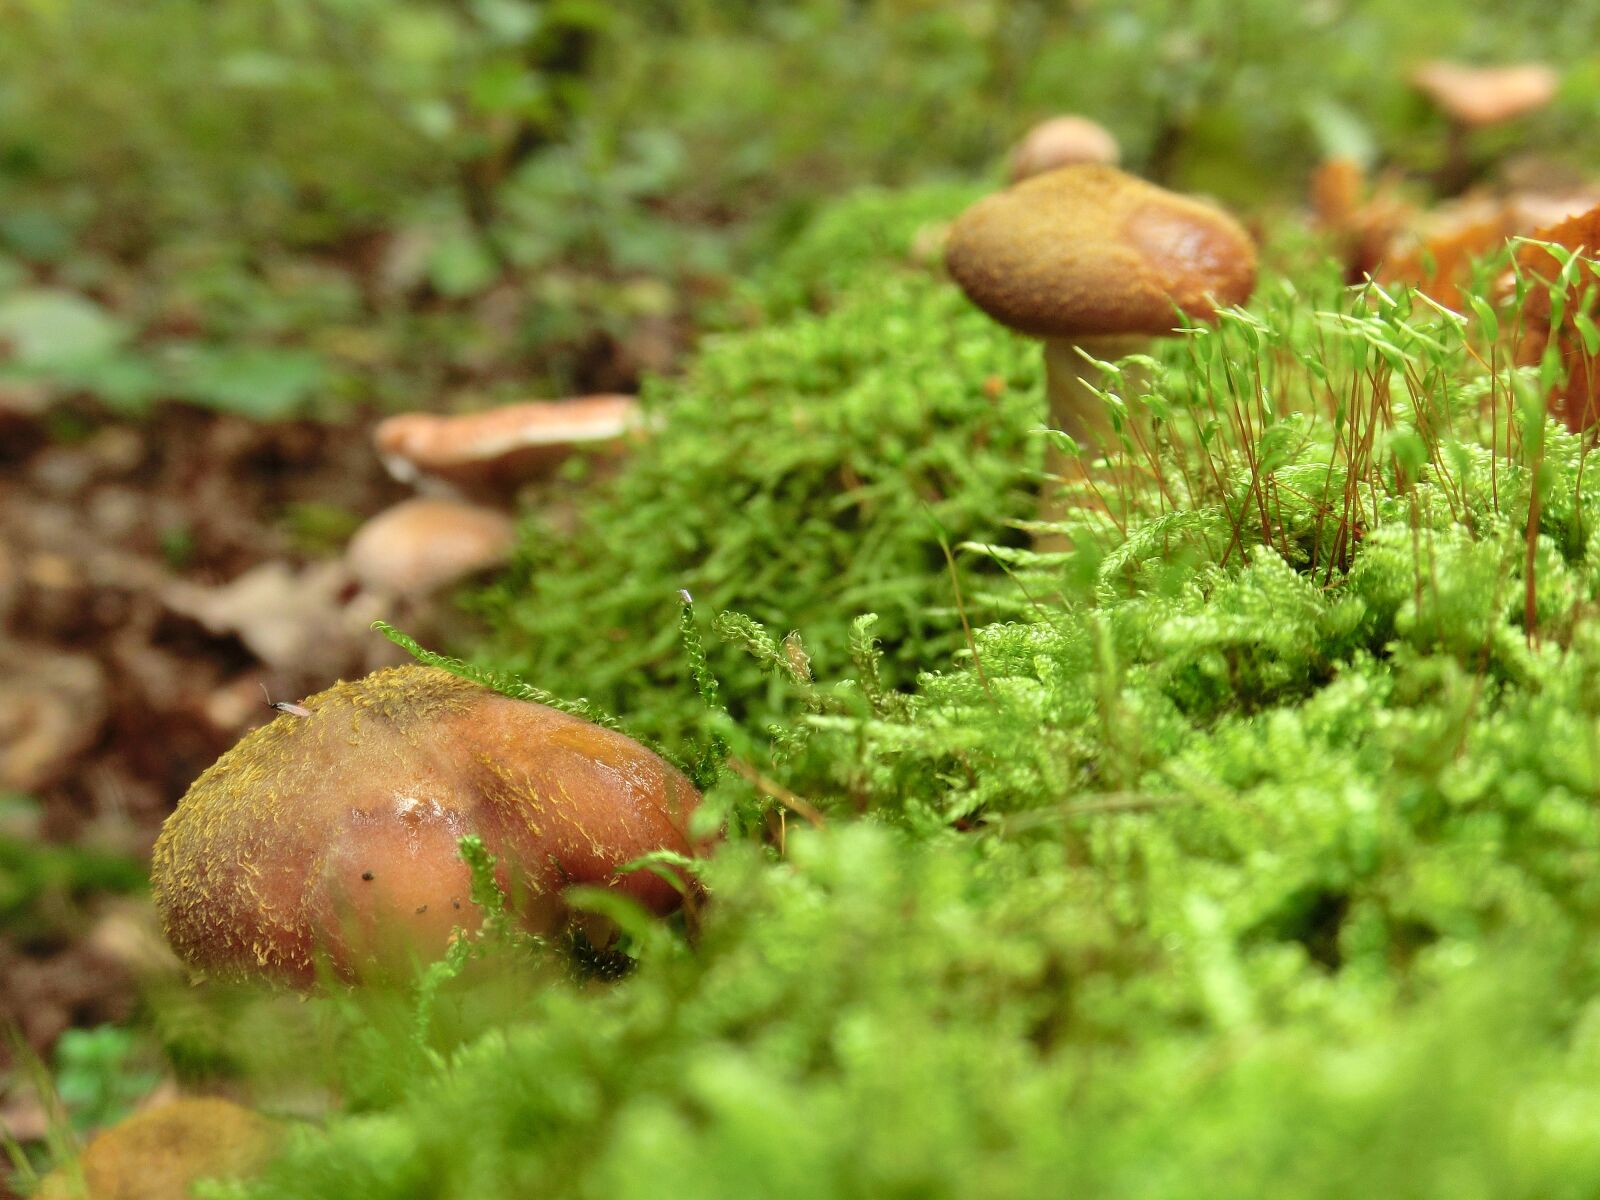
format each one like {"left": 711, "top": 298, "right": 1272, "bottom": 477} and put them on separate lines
{"left": 946, "top": 164, "right": 1257, "bottom": 340}
{"left": 374, "top": 394, "right": 642, "bottom": 493}
{"left": 38, "top": 1097, "right": 280, "bottom": 1200}
{"left": 345, "top": 497, "right": 515, "bottom": 597}
{"left": 1411, "top": 61, "right": 1558, "bottom": 127}
{"left": 1007, "top": 115, "right": 1120, "bottom": 182}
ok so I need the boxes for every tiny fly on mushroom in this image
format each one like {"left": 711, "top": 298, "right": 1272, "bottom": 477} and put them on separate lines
{"left": 259, "top": 684, "right": 311, "bottom": 718}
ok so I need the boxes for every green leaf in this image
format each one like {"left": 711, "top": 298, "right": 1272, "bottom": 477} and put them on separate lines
{"left": 1303, "top": 98, "right": 1376, "bottom": 167}
{"left": 0, "top": 288, "right": 127, "bottom": 368}
{"left": 1468, "top": 295, "right": 1499, "bottom": 343}
{"left": 171, "top": 345, "right": 328, "bottom": 419}
{"left": 428, "top": 231, "right": 500, "bottom": 299}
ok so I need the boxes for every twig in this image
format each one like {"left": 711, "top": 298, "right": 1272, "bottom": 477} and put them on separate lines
{"left": 727, "top": 757, "right": 826, "bottom": 829}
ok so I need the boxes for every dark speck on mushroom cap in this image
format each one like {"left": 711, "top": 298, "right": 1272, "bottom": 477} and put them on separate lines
{"left": 945, "top": 164, "right": 1257, "bottom": 339}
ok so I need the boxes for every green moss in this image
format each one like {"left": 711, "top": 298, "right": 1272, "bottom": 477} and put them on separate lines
{"left": 247, "top": 828, "right": 1600, "bottom": 1200}
{"left": 210, "top": 188, "right": 1600, "bottom": 1196}
{"left": 476, "top": 185, "right": 1042, "bottom": 753}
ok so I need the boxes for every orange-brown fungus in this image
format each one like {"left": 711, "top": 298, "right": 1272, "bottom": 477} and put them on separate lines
{"left": 945, "top": 165, "right": 1257, "bottom": 339}
{"left": 38, "top": 1098, "right": 280, "bottom": 1200}
{"left": 374, "top": 394, "right": 641, "bottom": 493}
{"left": 151, "top": 665, "right": 702, "bottom": 985}
{"left": 1310, "top": 157, "right": 1366, "bottom": 233}
{"left": 1411, "top": 60, "right": 1559, "bottom": 128}
{"left": 345, "top": 497, "right": 515, "bottom": 596}
{"left": 1311, "top": 158, "right": 1416, "bottom": 285}
{"left": 1007, "top": 115, "right": 1120, "bottom": 183}
{"left": 1511, "top": 203, "right": 1600, "bottom": 431}
{"left": 1380, "top": 199, "right": 1513, "bottom": 309}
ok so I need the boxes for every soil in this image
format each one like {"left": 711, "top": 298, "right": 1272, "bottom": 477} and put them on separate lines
{"left": 0, "top": 402, "right": 409, "bottom": 1083}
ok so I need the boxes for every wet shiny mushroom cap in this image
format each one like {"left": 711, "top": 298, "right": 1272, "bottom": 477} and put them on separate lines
{"left": 150, "top": 665, "right": 702, "bottom": 985}
{"left": 945, "top": 165, "right": 1258, "bottom": 339}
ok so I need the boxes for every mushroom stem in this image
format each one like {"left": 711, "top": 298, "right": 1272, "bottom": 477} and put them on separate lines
{"left": 1437, "top": 120, "right": 1473, "bottom": 196}
{"left": 1039, "top": 335, "right": 1148, "bottom": 546}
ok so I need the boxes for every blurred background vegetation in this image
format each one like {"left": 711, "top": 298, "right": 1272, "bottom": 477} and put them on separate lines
{"left": 3, "top": 0, "right": 1598, "bottom": 415}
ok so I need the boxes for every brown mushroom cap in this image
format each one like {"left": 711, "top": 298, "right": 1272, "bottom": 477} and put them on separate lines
{"left": 1411, "top": 61, "right": 1559, "bottom": 127}
{"left": 150, "top": 665, "right": 702, "bottom": 985}
{"left": 345, "top": 497, "right": 515, "bottom": 596}
{"left": 38, "top": 1098, "right": 280, "bottom": 1200}
{"left": 945, "top": 165, "right": 1257, "bottom": 340}
{"left": 1008, "top": 115, "right": 1120, "bottom": 182}
{"left": 374, "top": 394, "right": 641, "bottom": 492}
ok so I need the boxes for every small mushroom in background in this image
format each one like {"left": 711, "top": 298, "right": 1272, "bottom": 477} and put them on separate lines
{"left": 150, "top": 665, "right": 704, "bottom": 987}
{"left": 945, "top": 164, "right": 1256, "bottom": 539}
{"left": 1310, "top": 157, "right": 1416, "bottom": 284}
{"left": 1411, "top": 60, "right": 1559, "bottom": 194}
{"left": 345, "top": 497, "right": 515, "bottom": 599}
{"left": 1377, "top": 196, "right": 1513, "bottom": 309}
{"left": 373, "top": 393, "right": 643, "bottom": 500}
{"left": 1362, "top": 183, "right": 1600, "bottom": 312}
{"left": 36, "top": 1097, "right": 281, "bottom": 1200}
{"left": 1007, "top": 115, "right": 1120, "bottom": 183}
{"left": 350, "top": 395, "right": 643, "bottom": 634}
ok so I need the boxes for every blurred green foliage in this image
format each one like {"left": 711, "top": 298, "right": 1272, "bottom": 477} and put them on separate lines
{"left": 246, "top": 826, "right": 1600, "bottom": 1198}
{"left": 3, "top": 0, "right": 1600, "bottom": 415}
{"left": 50, "top": 1027, "right": 161, "bottom": 1135}
{"left": 0, "top": 797, "right": 146, "bottom": 941}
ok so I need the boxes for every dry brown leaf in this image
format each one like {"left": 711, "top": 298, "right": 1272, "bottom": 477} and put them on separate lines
{"left": 1381, "top": 201, "right": 1513, "bottom": 309}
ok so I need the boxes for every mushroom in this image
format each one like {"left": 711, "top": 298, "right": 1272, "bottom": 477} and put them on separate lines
{"left": 1378, "top": 195, "right": 1512, "bottom": 309}
{"left": 1410, "top": 60, "right": 1559, "bottom": 193}
{"left": 1310, "top": 157, "right": 1416, "bottom": 284}
{"left": 1007, "top": 115, "right": 1120, "bottom": 183}
{"left": 150, "top": 665, "right": 702, "bottom": 985}
{"left": 37, "top": 1097, "right": 280, "bottom": 1200}
{"left": 373, "top": 393, "right": 642, "bottom": 498}
{"left": 345, "top": 497, "right": 516, "bottom": 598}
{"left": 1510, "top": 201, "right": 1600, "bottom": 431}
{"left": 945, "top": 165, "right": 1256, "bottom": 528}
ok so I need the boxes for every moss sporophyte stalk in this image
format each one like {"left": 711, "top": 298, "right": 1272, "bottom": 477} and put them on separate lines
{"left": 131, "top": 187, "right": 1600, "bottom": 1197}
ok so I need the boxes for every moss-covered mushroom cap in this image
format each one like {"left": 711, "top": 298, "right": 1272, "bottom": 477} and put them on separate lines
{"left": 38, "top": 1097, "right": 280, "bottom": 1200}
{"left": 150, "top": 665, "right": 702, "bottom": 985}
{"left": 945, "top": 164, "right": 1257, "bottom": 339}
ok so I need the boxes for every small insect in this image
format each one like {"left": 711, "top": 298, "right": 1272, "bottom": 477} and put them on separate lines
{"left": 259, "top": 684, "right": 311, "bottom": 719}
